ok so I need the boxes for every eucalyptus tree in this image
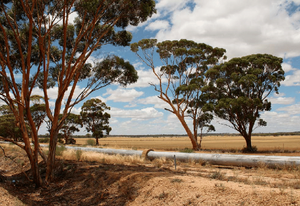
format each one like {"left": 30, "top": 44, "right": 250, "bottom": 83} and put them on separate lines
{"left": 81, "top": 98, "right": 111, "bottom": 145}
{"left": 0, "top": 0, "right": 156, "bottom": 186}
{"left": 131, "top": 39, "right": 226, "bottom": 150}
{"left": 58, "top": 113, "right": 82, "bottom": 144}
{"left": 204, "top": 54, "right": 285, "bottom": 152}
{"left": 0, "top": 105, "right": 22, "bottom": 143}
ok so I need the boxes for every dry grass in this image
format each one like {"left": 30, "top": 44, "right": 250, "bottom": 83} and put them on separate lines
{"left": 74, "top": 135, "right": 300, "bottom": 152}
{"left": 61, "top": 149, "right": 146, "bottom": 165}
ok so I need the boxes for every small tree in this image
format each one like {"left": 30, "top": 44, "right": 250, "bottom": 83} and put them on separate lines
{"left": 131, "top": 39, "right": 226, "bottom": 150}
{"left": 204, "top": 54, "right": 285, "bottom": 152}
{"left": 59, "top": 113, "right": 82, "bottom": 144}
{"left": 0, "top": 105, "right": 22, "bottom": 142}
{"left": 81, "top": 98, "right": 111, "bottom": 145}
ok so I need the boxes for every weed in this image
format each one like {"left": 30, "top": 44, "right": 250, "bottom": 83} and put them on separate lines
{"left": 179, "top": 148, "right": 194, "bottom": 153}
{"left": 210, "top": 170, "right": 224, "bottom": 180}
{"left": 152, "top": 157, "right": 167, "bottom": 168}
{"left": 157, "top": 191, "right": 168, "bottom": 200}
{"left": 76, "top": 149, "right": 83, "bottom": 161}
{"left": 171, "top": 178, "right": 183, "bottom": 183}
{"left": 56, "top": 145, "right": 66, "bottom": 156}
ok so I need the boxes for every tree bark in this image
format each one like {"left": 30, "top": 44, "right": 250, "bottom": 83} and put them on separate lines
{"left": 244, "top": 135, "right": 253, "bottom": 152}
{"left": 176, "top": 112, "right": 199, "bottom": 150}
{"left": 45, "top": 128, "right": 58, "bottom": 183}
{"left": 23, "top": 133, "right": 42, "bottom": 187}
{"left": 95, "top": 137, "right": 99, "bottom": 145}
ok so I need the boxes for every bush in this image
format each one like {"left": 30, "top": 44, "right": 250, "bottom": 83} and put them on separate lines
{"left": 242, "top": 145, "right": 258, "bottom": 153}
{"left": 56, "top": 145, "right": 67, "bottom": 156}
{"left": 179, "top": 148, "right": 194, "bottom": 153}
{"left": 86, "top": 139, "right": 95, "bottom": 146}
{"left": 76, "top": 149, "right": 83, "bottom": 161}
{"left": 39, "top": 138, "right": 50, "bottom": 143}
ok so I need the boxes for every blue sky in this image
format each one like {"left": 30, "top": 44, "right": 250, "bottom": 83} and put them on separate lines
{"left": 36, "top": 0, "right": 300, "bottom": 135}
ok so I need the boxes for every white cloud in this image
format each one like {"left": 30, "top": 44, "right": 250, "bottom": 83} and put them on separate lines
{"left": 103, "top": 88, "right": 144, "bottom": 102}
{"left": 282, "top": 62, "right": 297, "bottom": 73}
{"left": 110, "top": 107, "right": 163, "bottom": 120}
{"left": 277, "top": 103, "right": 300, "bottom": 115}
{"left": 151, "top": 0, "right": 300, "bottom": 59}
{"left": 127, "top": 67, "right": 168, "bottom": 88}
{"left": 258, "top": 111, "right": 300, "bottom": 132}
{"left": 32, "top": 85, "right": 86, "bottom": 101}
{"left": 145, "top": 20, "right": 170, "bottom": 31}
{"left": 268, "top": 96, "right": 295, "bottom": 105}
{"left": 282, "top": 69, "right": 300, "bottom": 86}
{"left": 138, "top": 95, "right": 171, "bottom": 109}
{"left": 126, "top": 69, "right": 157, "bottom": 88}
{"left": 156, "top": 0, "right": 192, "bottom": 14}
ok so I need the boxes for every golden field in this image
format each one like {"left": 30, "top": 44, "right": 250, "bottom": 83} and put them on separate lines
{"left": 75, "top": 135, "right": 300, "bottom": 152}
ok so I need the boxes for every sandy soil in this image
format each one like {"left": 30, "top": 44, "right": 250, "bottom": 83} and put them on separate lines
{"left": 0, "top": 147, "right": 300, "bottom": 206}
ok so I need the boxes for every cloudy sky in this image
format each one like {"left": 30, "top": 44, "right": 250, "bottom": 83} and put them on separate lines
{"left": 39, "top": 0, "right": 300, "bottom": 135}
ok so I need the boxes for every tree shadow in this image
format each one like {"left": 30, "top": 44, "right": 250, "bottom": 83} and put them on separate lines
{"left": 1, "top": 160, "right": 175, "bottom": 206}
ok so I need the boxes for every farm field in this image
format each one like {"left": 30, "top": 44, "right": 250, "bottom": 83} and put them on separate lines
{"left": 75, "top": 135, "right": 300, "bottom": 153}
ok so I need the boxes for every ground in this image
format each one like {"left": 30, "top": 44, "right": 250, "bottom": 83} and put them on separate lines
{"left": 0, "top": 145, "right": 300, "bottom": 206}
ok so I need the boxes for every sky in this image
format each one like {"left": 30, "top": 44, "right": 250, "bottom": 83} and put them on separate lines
{"left": 39, "top": 0, "right": 300, "bottom": 135}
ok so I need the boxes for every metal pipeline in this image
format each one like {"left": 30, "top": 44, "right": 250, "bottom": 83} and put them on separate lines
{"left": 1, "top": 141, "right": 298, "bottom": 167}
{"left": 65, "top": 145, "right": 300, "bottom": 168}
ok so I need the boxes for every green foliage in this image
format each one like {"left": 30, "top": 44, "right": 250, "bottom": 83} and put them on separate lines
{"left": 86, "top": 139, "right": 96, "bottom": 146}
{"left": 0, "top": 105, "right": 22, "bottom": 142}
{"left": 131, "top": 39, "right": 226, "bottom": 150}
{"left": 205, "top": 54, "right": 285, "bottom": 151}
{"left": 39, "top": 138, "right": 50, "bottom": 143}
{"left": 179, "top": 148, "right": 194, "bottom": 153}
{"left": 58, "top": 113, "right": 82, "bottom": 144}
{"left": 75, "top": 149, "right": 83, "bottom": 161}
{"left": 55, "top": 145, "right": 67, "bottom": 157}
{"left": 0, "top": 0, "right": 156, "bottom": 186}
{"left": 81, "top": 99, "right": 112, "bottom": 145}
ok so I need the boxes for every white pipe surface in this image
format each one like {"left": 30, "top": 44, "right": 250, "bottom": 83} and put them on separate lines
{"left": 65, "top": 145, "right": 300, "bottom": 168}
{"left": 1, "top": 141, "right": 299, "bottom": 167}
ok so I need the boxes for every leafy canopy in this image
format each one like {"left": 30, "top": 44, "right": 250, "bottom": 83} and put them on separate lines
{"left": 204, "top": 53, "right": 285, "bottom": 150}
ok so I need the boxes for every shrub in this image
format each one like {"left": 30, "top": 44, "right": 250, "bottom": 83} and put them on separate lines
{"left": 210, "top": 170, "right": 224, "bottom": 180}
{"left": 86, "top": 139, "right": 96, "bottom": 146}
{"left": 56, "top": 145, "right": 67, "bottom": 156}
{"left": 39, "top": 138, "right": 50, "bottom": 143}
{"left": 76, "top": 149, "right": 83, "bottom": 161}
{"left": 242, "top": 146, "right": 258, "bottom": 153}
{"left": 179, "top": 148, "right": 194, "bottom": 153}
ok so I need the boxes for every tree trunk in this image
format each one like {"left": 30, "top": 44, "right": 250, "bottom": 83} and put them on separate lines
{"left": 95, "top": 137, "right": 99, "bottom": 145}
{"left": 244, "top": 136, "right": 253, "bottom": 152}
{"left": 199, "top": 128, "right": 204, "bottom": 149}
{"left": 176, "top": 113, "right": 199, "bottom": 150}
{"left": 23, "top": 134, "right": 42, "bottom": 187}
{"left": 45, "top": 129, "right": 58, "bottom": 183}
